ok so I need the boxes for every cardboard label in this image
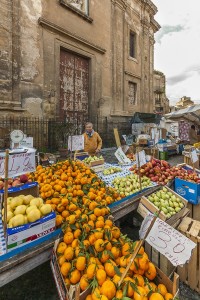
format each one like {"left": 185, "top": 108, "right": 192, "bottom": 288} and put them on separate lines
{"left": 191, "top": 150, "right": 198, "bottom": 164}
{"left": 0, "top": 149, "right": 36, "bottom": 178}
{"left": 136, "top": 150, "right": 146, "bottom": 168}
{"left": 68, "top": 135, "right": 84, "bottom": 151}
{"left": 139, "top": 214, "right": 196, "bottom": 266}
{"left": 114, "top": 147, "right": 131, "bottom": 164}
{"left": 11, "top": 137, "right": 33, "bottom": 149}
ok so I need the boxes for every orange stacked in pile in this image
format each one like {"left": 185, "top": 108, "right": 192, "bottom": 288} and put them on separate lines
{"left": 57, "top": 215, "right": 173, "bottom": 300}
{"left": 29, "top": 160, "right": 121, "bottom": 226}
{"left": 30, "top": 160, "right": 174, "bottom": 300}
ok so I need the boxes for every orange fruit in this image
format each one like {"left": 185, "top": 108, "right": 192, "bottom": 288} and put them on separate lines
{"left": 165, "top": 293, "right": 174, "bottom": 300}
{"left": 157, "top": 284, "right": 168, "bottom": 296}
{"left": 100, "top": 280, "right": 116, "bottom": 300}
{"left": 60, "top": 262, "right": 71, "bottom": 277}
{"left": 64, "top": 232, "right": 74, "bottom": 244}
{"left": 145, "top": 262, "right": 157, "bottom": 281}
{"left": 149, "top": 293, "right": 164, "bottom": 300}
{"left": 96, "top": 269, "right": 107, "bottom": 286}
{"left": 76, "top": 256, "right": 86, "bottom": 271}
{"left": 64, "top": 247, "right": 74, "bottom": 261}
{"left": 70, "top": 269, "right": 81, "bottom": 284}
{"left": 80, "top": 274, "right": 89, "bottom": 291}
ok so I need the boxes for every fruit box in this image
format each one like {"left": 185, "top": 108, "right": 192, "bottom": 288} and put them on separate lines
{"left": 0, "top": 182, "right": 39, "bottom": 201}
{"left": 6, "top": 211, "right": 56, "bottom": 252}
{"left": 138, "top": 186, "right": 188, "bottom": 226}
{"left": 155, "top": 267, "right": 179, "bottom": 298}
{"left": 175, "top": 178, "right": 200, "bottom": 205}
{"left": 86, "top": 158, "right": 105, "bottom": 167}
{"left": 51, "top": 238, "right": 91, "bottom": 300}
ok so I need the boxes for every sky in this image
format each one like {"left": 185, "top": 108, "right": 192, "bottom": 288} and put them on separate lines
{"left": 153, "top": 0, "right": 200, "bottom": 106}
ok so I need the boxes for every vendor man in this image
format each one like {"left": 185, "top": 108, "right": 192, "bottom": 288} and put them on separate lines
{"left": 83, "top": 122, "right": 102, "bottom": 156}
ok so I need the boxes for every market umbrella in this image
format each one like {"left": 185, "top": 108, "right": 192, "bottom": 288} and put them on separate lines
{"left": 165, "top": 105, "right": 200, "bottom": 124}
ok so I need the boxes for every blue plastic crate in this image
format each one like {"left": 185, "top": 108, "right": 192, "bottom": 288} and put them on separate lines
{"left": 175, "top": 177, "right": 200, "bottom": 205}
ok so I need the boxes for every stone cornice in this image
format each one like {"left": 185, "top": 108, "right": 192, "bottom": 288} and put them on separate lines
{"left": 150, "top": 18, "right": 161, "bottom": 32}
{"left": 111, "top": 0, "right": 127, "bottom": 10}
{"left": 38, "top": 18, "right": 106, "bottom": 54}
{"left": 125, "top": 70, "right": 141, "bottom": 79}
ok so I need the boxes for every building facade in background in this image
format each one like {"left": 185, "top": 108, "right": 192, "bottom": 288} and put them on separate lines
{"left": 175, "top": 96, "right": 194, "bottom": 110}
{"left": 153, "top": 70, "right": 169, "bottom": 114}
{"left": 0, "top": 0, "right": 160, "bottom": 124}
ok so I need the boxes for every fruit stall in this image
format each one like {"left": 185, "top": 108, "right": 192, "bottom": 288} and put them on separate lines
{"left": 0, "top": 148, "right": 200, "bottom": 299}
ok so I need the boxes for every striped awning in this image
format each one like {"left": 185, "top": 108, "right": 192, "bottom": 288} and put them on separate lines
{"left": 165, "top": 105, "right": 200, "bottom": 124}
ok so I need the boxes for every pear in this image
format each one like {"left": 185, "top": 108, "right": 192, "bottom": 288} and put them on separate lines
{"left": 10, "top": 197, "right": 23, "bottom": 209}
{"left": 14, "top": 205, "right": 27, "bottom": 215}
{"left": 40, "top": 204, "right": 52, "bottom": 216}
{"left": 27, "top": 208, "right": 41, "bottom": 223}
{"left": 30, "top": 198, "right": 43, "bottom": 208}
{"left": 23, "top": 195, "right": 34, "bottom": 205}
{"left": 10, "top": 214, "right": 25, "bottom": 227}
{"left": 26, "top": 205, "right": 38, "bottom": 215}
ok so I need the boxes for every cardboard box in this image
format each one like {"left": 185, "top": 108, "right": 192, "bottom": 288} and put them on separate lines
{"left": 175, "top": 178, "right": 200, "bottom": 205}
{"left": 138, "top": 138, "right": 148, "bottom": 145}
{"left": 51, "top": 239, "right": 91, "bottom": 300}
{"left": 0, "top": 182, "right": 39, "bottom": 200}
{"left": 7, "top": 211, "right": 56, "bottom": 251}
{"left": 138, "top": 186, "right": 188, "bottom": 226}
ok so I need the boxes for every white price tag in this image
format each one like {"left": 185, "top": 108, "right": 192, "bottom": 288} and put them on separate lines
{"left": 140, "top": 215, "right": 196, "bottom": 266}
{"left": 136, "top": 150, "right": 146, "bottom": 168}
{"left": 191, "top": 150, "right": 198, "bottom": 164}
{"left": 0, "top": 148, "right": 36, "bottom": 178}
{"left": 114, "top": 147, "right": 131, "bottom": 164}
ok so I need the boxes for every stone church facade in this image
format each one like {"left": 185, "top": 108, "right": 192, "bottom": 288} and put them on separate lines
{"left": 0, "top": 0, "right": 160, "bottom": 124}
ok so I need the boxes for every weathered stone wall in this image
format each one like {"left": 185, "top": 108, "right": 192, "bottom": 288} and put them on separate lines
{"left": 0, "top": 0, "right": 160, "bottom": 123}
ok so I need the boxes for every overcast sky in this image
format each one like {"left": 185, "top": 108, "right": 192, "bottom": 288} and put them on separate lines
{"left": 153, "top": 0, "right": 200, "bottom": 105}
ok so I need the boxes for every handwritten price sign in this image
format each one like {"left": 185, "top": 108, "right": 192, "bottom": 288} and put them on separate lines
{"left": 139, "top": 214, "right": 196, "bottom": 266}
{"left": 0, "top": 149, "right": 36, "bottom": 178}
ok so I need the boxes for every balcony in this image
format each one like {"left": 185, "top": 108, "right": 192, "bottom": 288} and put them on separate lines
{"left": 154, "top": 86, "right": 164, "bottom": 93}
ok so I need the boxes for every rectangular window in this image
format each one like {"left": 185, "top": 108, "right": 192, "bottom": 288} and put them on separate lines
{"left": 128, "top": 82, "right": 137, "bottom": 105}
{"left": 130, "top": 31, "right": 136, "bottom": 58}
{"left": 67, "top": 0, "right": 89, "bottom": 15}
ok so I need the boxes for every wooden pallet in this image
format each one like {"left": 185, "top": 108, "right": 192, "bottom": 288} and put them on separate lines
{"left": 187, "top": 202, "right": 200, "bottom": 222}
{"left": 177, "top": 217, "right": 200, "bottom": 293}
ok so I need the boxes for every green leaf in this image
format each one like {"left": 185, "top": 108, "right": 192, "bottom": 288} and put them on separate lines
{"left": 70, "top": 224, "right": 77, "bottom": 230}
{"left": 122, "top": 298, "right": 132, "bottom": 300}
{"left": 114, "top": 266, "right": 122, "bottom": 276}
{"left": 130, "top": 282, "right": 140, "bottom": 294}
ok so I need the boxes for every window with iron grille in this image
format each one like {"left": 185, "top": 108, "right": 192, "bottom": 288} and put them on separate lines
{"left": 130, "top": 31, "right": 136, "bottom": 58}
{"left": 128, "top": 82, "right": 137, "bottom": 105}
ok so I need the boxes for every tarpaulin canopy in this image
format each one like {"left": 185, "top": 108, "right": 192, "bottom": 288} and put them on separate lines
{"left": 130, "top": 112, "right": 162, "bottom": 124}
{"left": 165, "top": 105, "right": 200, "bottom": 124}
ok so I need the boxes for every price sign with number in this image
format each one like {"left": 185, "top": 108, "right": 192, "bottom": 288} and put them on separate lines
{"left": 139, "top": 214, "right": 196, "bottom": 266}
{"left": 0, "top": 149, "right": 36, "bottom": 178}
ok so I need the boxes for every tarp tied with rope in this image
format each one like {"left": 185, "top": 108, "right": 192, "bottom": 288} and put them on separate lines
{"left": 165, "top": 105, "right": 200, "bottom": 124}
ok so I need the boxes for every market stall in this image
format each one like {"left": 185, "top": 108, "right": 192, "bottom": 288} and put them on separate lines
{"left": 0, "top": 144, "right": 200, "bottom": 299}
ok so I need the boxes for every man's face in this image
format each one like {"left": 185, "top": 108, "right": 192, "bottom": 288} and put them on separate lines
{"left": 85, "top": 124, "right": 93, "bottom": 133}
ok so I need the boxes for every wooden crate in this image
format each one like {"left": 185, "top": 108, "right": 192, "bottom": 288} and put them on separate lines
{"left": 187, "top": 202, "right": 200, "bottom": 222}
{"left": 138, "top": 186, "right": 188, "bottom": 226}
{"left": 144, "top": 242, "right": 175, "bottom": 277}
{"left": 183, "top": 154, "right": 199, "bottom": 168}
{"left": 177, "top": 217, "right": 200, "bottom": 293}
